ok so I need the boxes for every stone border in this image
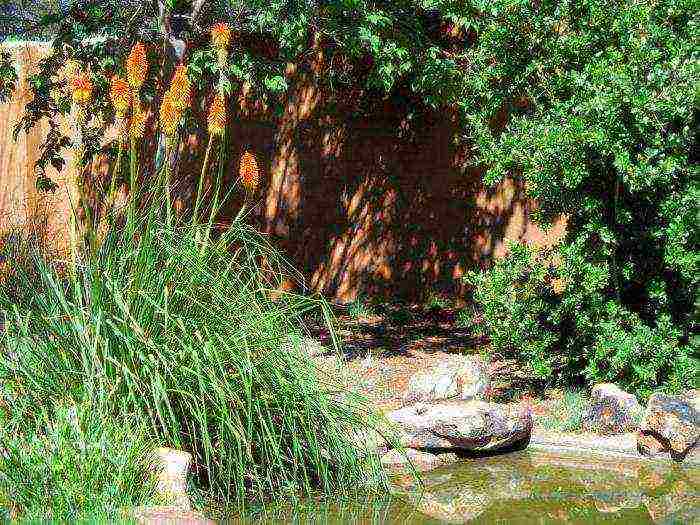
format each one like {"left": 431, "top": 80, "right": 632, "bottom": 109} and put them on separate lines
{"left": 529, "top": 430, "right": 700, "bottom": 467}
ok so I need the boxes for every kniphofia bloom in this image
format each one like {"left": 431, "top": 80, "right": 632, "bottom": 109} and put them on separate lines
{"left": 167, "top": 64, "right": 191, "bottom": 112}
{"left": 239, "top": 151, "right": 260, "bottom": 192}
{"left": 211, "top": 22, "right": 231, "bottom": 50}
{"left": 211, "top": 22, "right": 231, "bottom": 69}
{"left": 126, "top": 42, "right": 148, "bottom": 90}
{"left": 109, "top": 75, "right": 131, "bottom": 119}
{"left": 159, "top": 92, "right": 180, "bottom": 138}
{"left": 71, "top": 71, "right": 93, "bottom": 106}
{"left": 207, "top": 93, "right": 226, "bottom": 136}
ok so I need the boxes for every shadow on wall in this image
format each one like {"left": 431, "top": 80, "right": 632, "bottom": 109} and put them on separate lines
{"left": 258, "top": 77, "right": 566, "bottom": 303}
{"left": 1, "top": 42, "right": 566, "bottom": 304}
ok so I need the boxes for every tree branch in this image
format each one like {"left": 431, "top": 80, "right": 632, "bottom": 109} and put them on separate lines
{"left": 156, "top": 0, "right": 186, "bottom": 62}
{"left": 191, "top": 0, "right": 208, "bottom": 24}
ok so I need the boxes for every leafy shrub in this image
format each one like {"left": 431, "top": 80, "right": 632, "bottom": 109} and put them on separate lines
{"left": 586, "top": 304, "right": 697, "bottom": 399}
{"left": 454, "top": 307, "right": 473, "bottom": 329}
{"left": 465, "top": 0, "right": 698, "bottom": 386}
{"left": 466, "top": 242, "right": 557, "bottom": 377}
{"left": 461, "top": 0, "right": 698, "bottom": 399}
{"left": 425, "top": 292, "right": 450, "bottom": 310}
{"left": 467, "top": 241, "right": 697, "bottom": 397}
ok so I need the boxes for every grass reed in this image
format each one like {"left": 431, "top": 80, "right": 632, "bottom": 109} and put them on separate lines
{"left": 0, "top": 194, "right": 390, "bottom": 519}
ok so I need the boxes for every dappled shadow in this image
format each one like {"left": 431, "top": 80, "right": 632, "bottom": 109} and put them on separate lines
{"left": 266, "top": 69, "right": 551, "bottom": 304}
{"left": 306, "top": 301, "right": 485, "bottom": 363}
{"left": 4, "top": 41, "right": 566, "bottom": 305}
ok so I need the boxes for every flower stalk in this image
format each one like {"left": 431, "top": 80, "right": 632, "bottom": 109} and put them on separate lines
{"left": 124, "top": 43, "right": 148, "bottom": 229}
{"left": 195, "top": 92, "right": 227, "bottom": 224}
{"left": 68, "top": 69, "right": 93, "bottom": 269}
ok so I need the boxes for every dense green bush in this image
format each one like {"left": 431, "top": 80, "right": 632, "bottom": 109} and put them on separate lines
{"left": 469, "top": 0, "right": 697, "bottom": 319}
{"left": 467, "top": 243, "right": 557, "bottom": 378}
{"left": 463, "top": 0, "right": 698, "bottom": 396}
{"left": 587, "top": 303, "right": 696, "bottom": 398}
{"left": 467, "top": 241, "right": 696, "bottom": 397}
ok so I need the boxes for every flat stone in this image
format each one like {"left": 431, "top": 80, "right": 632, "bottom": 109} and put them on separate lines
{"left": 637, "top": 392, "right": 700, "bottom": 462}
{"left": 582, "top": 383, "right": 642, "bottom": 434}
{"left": 381, "top": 448, "right": 458, "bottom": 473}
{"left": 129, "top": 506, "right": 215, "bottom": 524}
{"left": 386, "top": 400, "right": 532, "bottom": 452}
{"left": 404, "top": 355, "right": 490, "bottom": 404}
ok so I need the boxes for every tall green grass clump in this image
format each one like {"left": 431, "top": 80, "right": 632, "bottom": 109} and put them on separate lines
{"left": 0, "top": 402, "right": 155, "bottom": 522}
{"left": 0, "top": 200, "right": 388, "bottom": 518}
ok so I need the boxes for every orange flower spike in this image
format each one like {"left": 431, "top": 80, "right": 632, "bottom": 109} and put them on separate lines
{"left": 211, "top": 22, "right": 231, "bottom": 69}
{"left": 239, "top": 151, "right": 260, "bottom": 193}
{"left": 71, "top": 71, "right": 93, "bottom": 106}
{"left": 130, "top": 103, "right": 148, "bottom": 140}
{"left": 207, "top": 93, "right": 227, "bottom": 136}
{"left": 211, "top": 22, "right": 231, "bottom": 50}
{"left": 126, "top": 42, "right": 148, "bottom": 90}
{"left": 109, "top": 75, "right": 131, "bottom": 119}
{"left": 159, "top": 92, "right": 179, "bottom": 138}
{"left": 168, "top": 64, "right": 191, "bottom": 112}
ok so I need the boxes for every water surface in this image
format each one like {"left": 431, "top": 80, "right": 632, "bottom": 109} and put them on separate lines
{"left": 240, "top": 450, "right": 699, "bottom": 524}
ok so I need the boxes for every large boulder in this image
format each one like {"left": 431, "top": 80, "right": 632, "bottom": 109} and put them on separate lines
{"left": 403, "top": 355, "right": 490, "bottom": 404}
{"left": 386, "top": 400, "right": 532, "bottom": 452}
{"left": 581, "top": 383, "right": 642, "bottom": 434}
{"left": 637, "top": 392, "right": 699, "bottom": 462}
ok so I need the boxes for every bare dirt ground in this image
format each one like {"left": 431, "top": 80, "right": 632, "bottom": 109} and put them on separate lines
{"left": 308, "top": 302, "right": 564, "bottom": 420}
{"left": 309, "top": 303, "right": 483, "bottom": 412}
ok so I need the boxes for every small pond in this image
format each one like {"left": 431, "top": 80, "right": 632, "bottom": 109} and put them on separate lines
{"left": 239, "top": 450, "right": 699, "bottom": 524}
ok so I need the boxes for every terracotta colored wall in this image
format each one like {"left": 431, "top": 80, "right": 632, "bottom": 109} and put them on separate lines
{"left": 0, "top": 42, "right": 566, "bottom": 302}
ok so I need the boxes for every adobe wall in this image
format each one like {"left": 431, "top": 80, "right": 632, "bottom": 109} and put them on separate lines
{"left": 0, "top": 42, "right": 566, "bottom": 302}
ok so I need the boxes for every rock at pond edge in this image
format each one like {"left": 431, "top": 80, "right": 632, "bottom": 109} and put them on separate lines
{"left": 386, "top": 400, "right": 532, "bottom": 452}
{"left": 403, "top": 355, "right": 490, "bottom": 404}
{"left": 582, "top": 383, "right": 642, "bottom": 435}
{"left": 637, "top": 392, "right": 699, "bottom": 462}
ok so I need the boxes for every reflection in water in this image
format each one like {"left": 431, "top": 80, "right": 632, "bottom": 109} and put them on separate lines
{"left": 232, "top": 451, "right": 699, "bottom": 524}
